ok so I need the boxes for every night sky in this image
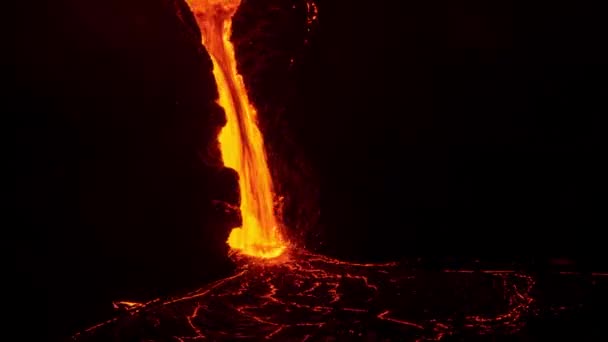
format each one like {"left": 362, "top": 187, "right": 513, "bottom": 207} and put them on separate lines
{"left": 7, "top": 0, "right": 607, "bottom": 340}
{"left": 283, "top": 0, "right": 606, "bottom": 262}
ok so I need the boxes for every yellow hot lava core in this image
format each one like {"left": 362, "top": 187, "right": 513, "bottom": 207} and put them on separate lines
{"left": 185, "top": 0, "right": 286, "bottom": 258}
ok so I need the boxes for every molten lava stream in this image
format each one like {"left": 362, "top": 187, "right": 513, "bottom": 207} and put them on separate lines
{"left": 185, "top": 0, "right": 286, "bottom": 258}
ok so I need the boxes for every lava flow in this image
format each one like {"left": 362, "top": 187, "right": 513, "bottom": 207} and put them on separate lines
{"left": 185, "top": 0, "right": 286, "bottom": 258}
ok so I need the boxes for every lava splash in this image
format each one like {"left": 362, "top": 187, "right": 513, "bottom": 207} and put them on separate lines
{"left": 184, "top": 0, "right": 286, "bottom": 258}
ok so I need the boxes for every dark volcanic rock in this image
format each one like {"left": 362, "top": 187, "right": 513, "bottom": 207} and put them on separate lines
{"left": 9, "top": 0, "right": 238, "bottom": 340}
{"left": 72, "top": 251, "right": 608, "bottom": 342}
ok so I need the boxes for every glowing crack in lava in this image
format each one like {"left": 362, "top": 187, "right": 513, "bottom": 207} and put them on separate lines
{"left": 185, "top": 0, "right": 286, "bottom": 258}
{"left": 72, "top": 248, "right": 608, "bottom": 341}
{"left": 73, "top": 250, "right": 544, "bottom": 341}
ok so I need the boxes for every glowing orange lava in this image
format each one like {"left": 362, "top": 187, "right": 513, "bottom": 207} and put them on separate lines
{"left": 185, "top": 0, "right": 286, "bottom": 258}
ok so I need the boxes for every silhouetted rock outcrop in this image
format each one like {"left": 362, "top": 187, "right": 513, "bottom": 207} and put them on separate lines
{"left": 9, "top": 0, "right": 239, "bottom": 339}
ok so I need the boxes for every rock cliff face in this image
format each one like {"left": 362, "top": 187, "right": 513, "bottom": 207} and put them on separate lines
{"left": 9, "top": 0, "right": 239, "bottom": 339}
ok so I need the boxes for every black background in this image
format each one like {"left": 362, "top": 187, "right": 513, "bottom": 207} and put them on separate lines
{"left": 287, "top": 0, "right": 606, "bottom": 262}
{"left": 7, "top": 0, "right": 607, "bottom": 340}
